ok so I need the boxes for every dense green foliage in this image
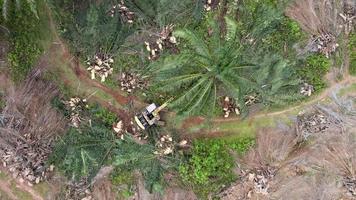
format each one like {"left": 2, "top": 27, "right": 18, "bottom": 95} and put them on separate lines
{"left": 178, "top": 137, "right": 255, "bottom": 197}
{"left": 49, "top": 124, "right": 117, "bottom": 180}
{"left": 89, "top": 103, "right": 118, "bottom": 127}
{"left": 111, "top": 169, "right": 135, "bottom": 198}
{"left": 49, "top": 101, "right": 178, "bottom": 193}
{"left": 50, "top": 123, "right": 174, "bottom": 193}
{"left": 51, "top": 0, "right": 202, "bottom": 59}
{"left": 227, "top": 137, "right": 255, "bottom": 154}
{"left": 349, "top": 33, "right": 356, "bottom": 76}
{"left": 112, "top": 138, "right": 169, "bottom": 193}
{"left": 179, "top": 139, "right": 235, "bottom": 197}
{"left": 1, "top": 0, "right": 47, "bottom": 82}
{"left": 297, "top": 54, "right": 331, "bottom": 92}
{"left": 254, "top": 55, "right": 302, "bottom": 106}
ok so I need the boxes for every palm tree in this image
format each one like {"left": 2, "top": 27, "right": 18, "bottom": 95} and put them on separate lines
{"left": 1, "top": 0, "right": 38, "bottom": 20}
{"left": 149, "top": 17, "right": 257, "bottom": 116}
{"left": 149, "top": 17, "right": 302, "bottom": 116}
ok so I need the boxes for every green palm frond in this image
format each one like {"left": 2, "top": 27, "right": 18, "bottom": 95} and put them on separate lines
{"left": 1, "top": 0, "right": 38, "bottom": 20}
{"left": 225, "top": 16, "right": 238, "bottom": 41}
{"left": 173, "top": 29, "right": 211, "bottom": 59}
{"left": 150, "top": 13, "right": 300, "bottom": 116}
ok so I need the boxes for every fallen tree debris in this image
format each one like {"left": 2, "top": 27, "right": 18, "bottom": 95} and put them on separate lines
{"left": 144, "top": 25, "right": 177, "bottom": 61}
{"left": 222, "top": 96, "right": 240, "bottom": 118}
{"left": 300, "top": 83, "right": 314, "bottom": 97}
{"left": 204, "top": 0, "right": 220, "bottom": 11}
{"left": 108, "top": 0, "right": 134, "bottom": 24}
{"left": 311, "top": 33, "right": 339, "bottom": 58}
{"left": 339, "top": 3, "right": 355, "bottom": 35}
{"left": 154, "top": 134, "right": 175, "bottom": 156}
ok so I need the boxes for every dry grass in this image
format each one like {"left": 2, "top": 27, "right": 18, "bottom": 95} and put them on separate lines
{"left": 1, "top": 68, "right": 65, "bottom": 141}
{"left": 244, "top": 128, "right": 298, "bottom": 169}
{"left": 285, "top": 0, "right": 344, "bottom": 35}
{"left": 221, "top": 93, "right": 356, "bottom": 199}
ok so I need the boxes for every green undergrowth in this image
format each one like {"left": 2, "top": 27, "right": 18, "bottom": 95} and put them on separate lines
{"left": 297, "top": 54, "right": 331, "bottom": 92}
{"left": 179, "top": 136, "right": 254, "bottom": 198}
{"left": 349, "top": 33, "right": 356, "bottom": 76}
{"left": 111, "top": 169, "right": 135, "bottom": 199}
{"left": 2, "top": 0, "right": 51, "bottom": 82}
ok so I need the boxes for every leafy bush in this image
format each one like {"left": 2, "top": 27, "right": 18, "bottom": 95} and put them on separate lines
{"left": 179, "top": 139, "right": 235, "bottom": 197}
{"left": 89, "top": 104, "right": 118, "bottom": 127}
{"left": 110, "top": 169, "right": 135, "bottom": 198}
{"left": 349, "top": 33, "right": 356, "bottom": 76}
{"left": 227, "top": 137, "right": 255, "bottom": 154}
{"left": 263, "top": 18, "right": 304, "bottom": 56}
{"left": 297, "top": 54, "right": 331, "bottom": 92}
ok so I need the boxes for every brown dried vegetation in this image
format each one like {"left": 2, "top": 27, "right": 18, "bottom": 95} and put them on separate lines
{"left": 0, "top": 69, "right": 66, "bottom": 186}
{"left": 285, "top": 0, "right": 354, "bottom": 57}
{"left": 220, "top": 92, "right": 356, "bottom": 199}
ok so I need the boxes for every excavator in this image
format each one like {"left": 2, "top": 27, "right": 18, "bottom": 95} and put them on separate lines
{"left": 134, "top": 98, "right": 172, "bottom": 130}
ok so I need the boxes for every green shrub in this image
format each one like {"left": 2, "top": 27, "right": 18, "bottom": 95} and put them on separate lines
{"left": 179, "top": 139, "right": 235, "bottom": 197}
{"left": 297, "top": 54, "right": 331, "bottom": 92}
{"left": 263, "top": 18, "right": 304, "bottom": 56}
{"left": 4, "top": 0, "right": 47, "bottom": 82}
{"left": 227, "top": 137, "right": 255, "bottom": 154}
{"left": 89, "top": 104, "right": 118, "bottom": 127}
{"left": 349, "top": 33, "right": 356, "bottom": 76}
{"left": 111, "top": 169, "right": 135, "bottom": 198}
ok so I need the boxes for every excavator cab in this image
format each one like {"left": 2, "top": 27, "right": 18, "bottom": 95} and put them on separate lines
{"left": 134, "top": 98, "right": 172, "bottom": 130}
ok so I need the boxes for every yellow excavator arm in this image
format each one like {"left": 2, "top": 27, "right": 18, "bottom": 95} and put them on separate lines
{"left": 152, "top": 97, "right": 172, "bottom": 116}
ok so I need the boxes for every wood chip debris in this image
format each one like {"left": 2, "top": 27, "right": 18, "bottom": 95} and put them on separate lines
{"left": 154, "top": 135, "right": 175, "bottom": 156}
{"left": 0, "top": 149, "right": 55, "bottom": 186}
{"left": 145, "top": 25, "right": 177, "bottom": 61}
{"left": 311, "top": 33, "right": 338, "bottom": 58}
{"left": 113, "top": 120, "right": 125, "bottom": 140}
{"left": 86, "top": 55, "right": 114, "bottom": 82}
{"left": 297, "top": 110, "right": 331, "bottom": 140}
{"left": 63, "top": 97, "right": 88, "bottom": 128}
{"left": 222, "top": 96, "right": 240, "bottom": 118}
{"left": 250, "top": 167, "right": 276, "bottom": 195}
{"left": 108, "top": 0, "right": 134, "bottom": 24}
{"left": 300, "top": 83, "right": 314, "bottom": 97}
{"left": 63, "top": 179, "right": 93, "bottom": 200}
{"left": 118, "top": 72, "right": 147, "bottom": 94}
{"left": 219, "top": 167, "right": 276, "bottom": 199}
{"left": 204, "top": 0, "right": 220, "bottom": 11}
